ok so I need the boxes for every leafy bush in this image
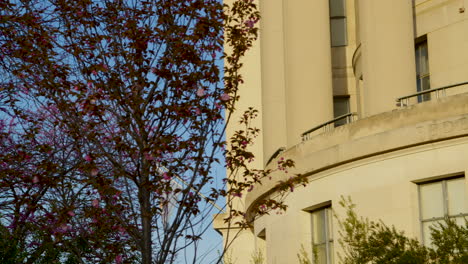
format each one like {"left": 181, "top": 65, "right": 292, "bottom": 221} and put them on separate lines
{"left": 337, "top": 196, "right": 468, "bottom": 264}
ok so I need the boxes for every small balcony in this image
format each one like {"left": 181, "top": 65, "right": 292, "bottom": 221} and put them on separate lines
{"left": 301, "top": 112, "right": 358, "bottom": 141}
{"left": 396, "top": 81, "right": 468, "bottom": 107}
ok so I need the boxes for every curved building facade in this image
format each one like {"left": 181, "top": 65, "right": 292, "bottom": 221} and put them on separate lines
{"left": 215, "top": 0, "right": 468, "bottom": 263}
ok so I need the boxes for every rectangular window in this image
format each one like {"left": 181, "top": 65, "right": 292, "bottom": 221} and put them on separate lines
{"left": 311, "top": 207, "right": 334, "bottom": 264}
{"left": 333, "top": 96, "right": 350, "bottom": 127}
{"left": 329, "top": 0, "right": 347, "bottom": 47}
{"left": 415, "top": 39, "right": 430, "bottom": 102}
{"left": 419, "top": 177, "right": 468, "bottom": 246}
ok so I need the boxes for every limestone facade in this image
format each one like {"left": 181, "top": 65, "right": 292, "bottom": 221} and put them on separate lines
{"left": 215, "top": 0, "right": 468, "bottom": 263}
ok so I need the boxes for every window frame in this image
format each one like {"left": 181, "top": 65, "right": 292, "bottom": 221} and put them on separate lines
{"left": 418, "top": 176, "right": 468, "bottom": 246}
{"left": 333, "top": 96, "right": 350, "bottom": 127}
{"left": 415, "top": 37, "right": 430, "bottom": 102}
{"left": 310, "top": 206, "right": 334, "bottom": 264}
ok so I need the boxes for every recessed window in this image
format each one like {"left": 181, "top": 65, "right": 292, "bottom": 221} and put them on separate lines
{"left": 419, "top": 177, "right": 468, "bottom": 246}
{"left": 333, "top": 96, "right": 350, "bottom": 127}
{"left": 329, "top": 0, "right": 347, "bottom": 47}
{"left": 415, "top": 39, "right": 430, "bottom": 102}
{"left": 311, "top": 207, "right": 334, "bottom": 264}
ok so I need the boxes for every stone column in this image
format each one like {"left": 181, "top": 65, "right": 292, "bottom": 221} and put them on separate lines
{"left": 260, "top": 0, "right": 288, "bottom": 164}
{"left": 283, "top": 0, "right": 334, "bottom": 146}
{"left": 358, "top": 0, "right": 417, "bottom": 116}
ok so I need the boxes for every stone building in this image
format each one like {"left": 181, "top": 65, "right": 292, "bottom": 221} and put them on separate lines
{"left": 214, "top": 0, "right": 468, "bottom": 263}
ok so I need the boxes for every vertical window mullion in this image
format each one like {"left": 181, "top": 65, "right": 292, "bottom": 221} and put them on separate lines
{"left": 324, "top": 208, "right": 330, "bottom": 264}
{"left": 442, "top": 180, "right": 449, "bottom": 217}
{"left": 418, "top": 183, "right": 426, "bottom": 244}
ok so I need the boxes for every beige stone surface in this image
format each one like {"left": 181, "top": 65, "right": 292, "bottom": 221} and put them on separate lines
{"left": 216, "top": 1, "right": 468, "bottom": 263}
{"left": 283, "top": 0, "right": 334, "bottom": 147}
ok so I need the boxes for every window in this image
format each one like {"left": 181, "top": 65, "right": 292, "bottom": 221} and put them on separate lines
{"left": 311, "top": 207, "right": 334, "bottom": 264}
{"left": 333, "top": 96, "right": 350, "bottom": 127}
{"left": 329, "top": 0, "right": 347, "bottom": 47}
{"left": 419, "top": 177, "right": 468, "bottom": 246}
{"left": 415, "top": 39, "right": 430, "bottom": 102}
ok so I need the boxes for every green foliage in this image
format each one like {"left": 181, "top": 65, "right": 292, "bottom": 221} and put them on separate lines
{"left": 223, "top": 250, "right": 236, "bottom": 264}
{"left": 429, "top": 217, "right": 468, "bottom": 264}
{"left": 250, "top": 249, "right": 265, "bottom": 264}
{"left": 297, "top": 244, "right": 312, "bottom": 264}
{"left": 337, "top": 196, "right": 468, "bottom": 264}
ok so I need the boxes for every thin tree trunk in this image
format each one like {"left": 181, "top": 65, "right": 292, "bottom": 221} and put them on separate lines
{"left": 140, "top": 186, "right": 152, "bottom": 264}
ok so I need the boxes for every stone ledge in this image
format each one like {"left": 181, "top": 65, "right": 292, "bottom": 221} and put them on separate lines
{"left": 245, "top": 94, "right": 468, "bottom": 215}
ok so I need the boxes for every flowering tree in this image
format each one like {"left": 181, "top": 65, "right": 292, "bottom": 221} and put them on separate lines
{"left": 0, "top": 0, "right": 305, "bottom": 263}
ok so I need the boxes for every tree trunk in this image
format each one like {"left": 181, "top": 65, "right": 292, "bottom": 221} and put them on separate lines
{"left": 140, "top": 187, "right": 152, "bottom": 264}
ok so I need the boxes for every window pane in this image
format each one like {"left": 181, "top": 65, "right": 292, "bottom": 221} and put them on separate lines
{"left": 422, "top": 76, "right": 430, "bottom": 91}
{"left": 447, "top": 178, "right": 467, "bottom": 216}
{"left": 454, "top": 216, "right": 467, "bottom": 226}
{"left": 417, "top": 78, "right": 422, "bottom": 92}
{"left": 415, "top": 40, "right": 430, "bottom": 101}
{"left": 327, "top": 208, "right": 333, "bottom": 240}
{"left": 330, "top": 18, "right": 347, "bottom": 47}
{"left": 314, "top": 244, "right": 327, "bottom": 264}
{"left": 329, "top": 0, "right": 345, "bottom": 17}
{"left": 421, "top": 76, "right": 431, "bottom": 101}
{"left": 328, "top": 242, "right": 334, "bottom": 264}
{"left": 422, "top": 220, "right": 443, "bottom": 247}
{"left": 333, "top": 97, "right": 350, "bottom": 127}
{"left": 312, "top": 210, "right": 326, "bottom": 244}
{"left": 415, "top": 48, "right": 421, "bottom": 75}
{"left": 420, "top": 182, "right": 444, "bottom": 219}
{"left": 420, "top": 43, "right": 429, "bottom": 75}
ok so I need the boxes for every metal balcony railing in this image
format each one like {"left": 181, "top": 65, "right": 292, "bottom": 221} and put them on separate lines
{"left": 265, "top": 147, "right": 286, "bottom": 166}
{"left": 301, "top": 112, "right": 358, "bottom": 141}
{"left": 396, "top": 81, "right": 468, "bottom": 107}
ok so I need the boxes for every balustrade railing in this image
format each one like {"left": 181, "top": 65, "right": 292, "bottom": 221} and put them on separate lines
{"left": 396, "top": 81, "right": 468, "bottom": 107}
{"left": 301, "top": 112, "right": 357, "bottom": 141}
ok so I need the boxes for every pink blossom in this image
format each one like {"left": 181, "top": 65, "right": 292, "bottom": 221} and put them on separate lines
{"left": 144, "top": 152, "right": 154, "bottom": 161}
{"left": 245, "top": 19, "right": 255, "bottom": 28}
{"left": 162, "top": 172, "right": 171, "bottom": 180}
{"left": 32, "top": 176, "right": 39, "bottom": 183}
{"left": 87, "top": 82, "right": 92, "bottom": 88}
{"left": 92, "top": 70, "right": 98, "bottom": 75}
{"left": 91, "top": 168, "right": 99, "bottom": 176}
{"left": 151, "top": 67, "right": 157, "bottom": 73}
{"left": 84, "top": 154, "right": 92, "bottom": 162}
{"left": 115, "top": 255, "right": 123, "bottom": 264}
{"left": 67, "top": 211, "right": 75, "bottom": 217}
{"left": 57, "top": 223, "right": 70, "bottom": 233}
{"left": 118, "top": 226, "right": 126, "bottom": 235}
{"left": 195, "top": 108, "right": 201, "bottom": 115}
{"left": 196, "top": 88, "right": 205, "bottom": 97}
{"left": 92, "top": 199, "right": 99, "bottom": 208}
{"left": 220, "top": 93, "right": 230, "bottom": 101}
